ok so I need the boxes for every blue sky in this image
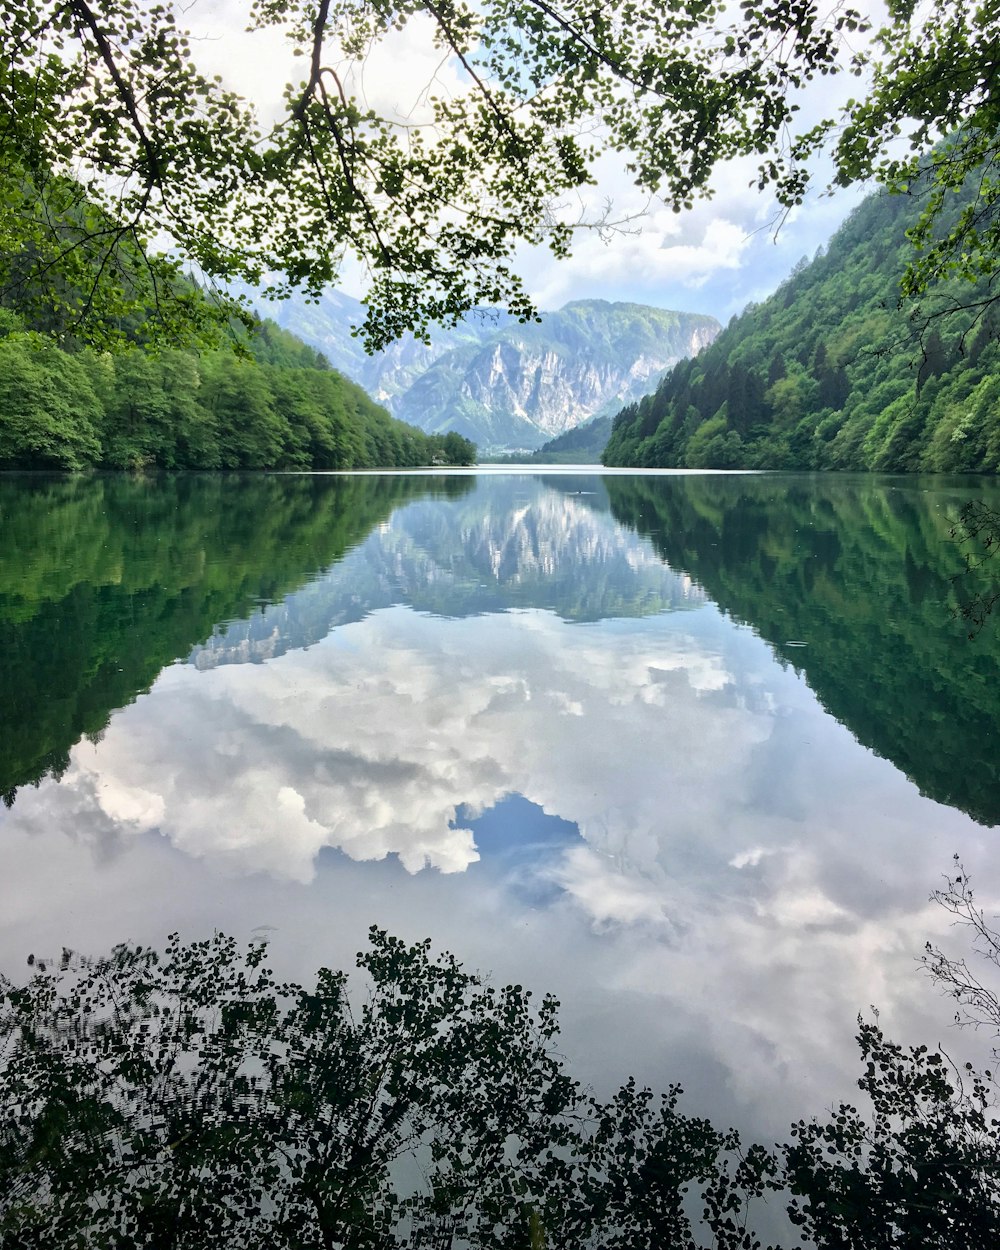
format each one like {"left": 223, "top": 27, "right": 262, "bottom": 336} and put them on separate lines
{"left": 517, "top": 166, "right": 869, "bottom": 322}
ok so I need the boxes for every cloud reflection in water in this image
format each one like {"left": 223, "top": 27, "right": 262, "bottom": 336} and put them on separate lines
{"left": 0, "top": 473, "right": 993, "bottom": 1148}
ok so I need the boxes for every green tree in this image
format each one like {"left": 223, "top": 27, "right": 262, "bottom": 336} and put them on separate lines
{"left": 2, "top": 0, "right": 993, "bottom": 350}
{"left": 0, "top": 337, "right": 103, "bottom": 468}
{"left": 441, "top": 431, "right": 478, "bottom": 465}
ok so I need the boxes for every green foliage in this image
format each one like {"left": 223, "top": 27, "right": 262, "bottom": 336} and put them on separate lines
{"left": 0, "top": 170, "right": 249, "bottom": 352}
{"left": 604, "top": 176, "right": 1000, "bottom": 473}
{"left": 0, "top": 0, "right": 876, "bottom": 351}
{"left": 0, "top": 324, "right": 478, "bottom": 470}
{"left": 0, "top": 339, "right": 103, "bottom": 469}
{"left": 5, "top": 0, "right": 992, "bottom": 350}
{"left": 830, "top": 7, "right": 1000, "bottom": 319}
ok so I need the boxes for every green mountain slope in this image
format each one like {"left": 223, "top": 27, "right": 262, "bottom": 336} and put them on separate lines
{"left": 0, "top": 313, "right": 476, "bottom": 471}
{"left": 506, "top": 415, "right": 612, "bottom": 463}
{"left": 603, "top": 185, "right": 1000, "bottom": 472}
{"left": 0, "top": 195, "right": 476, "bottom": 471}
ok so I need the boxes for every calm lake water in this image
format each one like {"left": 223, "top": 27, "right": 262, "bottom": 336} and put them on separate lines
{"left": 2, "top": 466, "right": 999, "bottom": 1146}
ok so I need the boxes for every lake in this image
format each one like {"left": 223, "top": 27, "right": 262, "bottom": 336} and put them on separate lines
{"left": 2, "top": 466, "right": 999, "bottom": 1149}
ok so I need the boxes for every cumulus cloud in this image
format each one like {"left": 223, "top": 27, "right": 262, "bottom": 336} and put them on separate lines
{"left": 528, "top": 196, "right": 756, "bottom": 312}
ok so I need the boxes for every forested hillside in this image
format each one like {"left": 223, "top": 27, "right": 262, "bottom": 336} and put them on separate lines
{"left": 0, "top": 309, "right": 476, "bottom": 470}
{"left": 502, "top": 415, "right": 612, "bottom": 463}
{"left": 0, "top": 196, "right": 476, "bottom": 477}
{"left": 603, "top": 182, "right": 1000, "bottom": 472}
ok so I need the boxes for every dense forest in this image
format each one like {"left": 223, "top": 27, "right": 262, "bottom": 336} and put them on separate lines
{"left": 0, "top": 272, "right": 476, "bottom": 471}
{"left": 0, "top": 312, "right": 477, "bottom": 470}
{"left": 603, "top": 178, "right": 1000, "bottom": 472}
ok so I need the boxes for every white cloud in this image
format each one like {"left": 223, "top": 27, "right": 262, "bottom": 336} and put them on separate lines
{"left": 182, "top": 1, "right": 871, "bottom": 319}
{"left": 58, "top": 607, "right": 750, "bottom": 885}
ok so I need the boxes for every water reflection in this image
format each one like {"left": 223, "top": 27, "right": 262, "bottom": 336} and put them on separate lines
{"left": 8, "top": 928, "right": 988, "bottom": 1248}
{"left": 0, "top": 472, "right": 472, "bottom": 803}
{"left": 0, "top": 470, "right": 997, "bottom": 1149}
{"left": 188, "top": 475, "right": 702, "bottom": 669}
{"left": 605, "top": 473, "right": 1000, "bottom": 825}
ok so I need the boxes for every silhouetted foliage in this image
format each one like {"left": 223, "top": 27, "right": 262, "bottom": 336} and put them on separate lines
{"left": 2, "top": 921, "right": 999, "bottom": 1248}
{"left": 0, "top": 930, "right": 765, "bottom": 1250}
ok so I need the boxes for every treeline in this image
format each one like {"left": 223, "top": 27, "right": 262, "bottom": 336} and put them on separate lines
{"left": 0, "top": 311, "right": 476, "bottom": 471}
{"left": 497, "top": 415, "right": 613, "bottom": 463}
{"left": 603, "top": 175, "right": 1000, "bottom": 471}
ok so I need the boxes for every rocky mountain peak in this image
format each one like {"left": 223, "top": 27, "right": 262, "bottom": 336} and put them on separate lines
{"left": 263, "top": 293, "right": 720, "bottom": 454}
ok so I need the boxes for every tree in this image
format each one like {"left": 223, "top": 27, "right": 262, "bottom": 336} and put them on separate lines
{"left": 782, "top": 1020, "right": 1000, "bottom": 1249}
{"left": 3, "top": 915, "right": 1000, "bottom": 1250}
{"left": 0, "top": 929, "right": 758, "bottom": 1250}
{"left": 3, "top": 0, "right": 984, "bottom": 353}
{"left": 0, "top": 337, "right": 104, "bottom": 468}
{"left": 441, "top": 431, "right": 477, "bottom": 465}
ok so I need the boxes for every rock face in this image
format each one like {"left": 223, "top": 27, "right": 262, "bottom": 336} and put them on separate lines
{"left": 265, "top": 294, "right": 719, "bottom": 452}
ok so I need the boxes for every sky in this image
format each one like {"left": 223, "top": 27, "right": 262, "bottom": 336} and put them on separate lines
{"left": 189, "top": 0, "right": 875, "bottom": 325}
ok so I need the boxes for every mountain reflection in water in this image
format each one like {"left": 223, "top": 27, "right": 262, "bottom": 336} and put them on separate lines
{"left": 0, "top": 468, "right": 997, "bottom": 1153}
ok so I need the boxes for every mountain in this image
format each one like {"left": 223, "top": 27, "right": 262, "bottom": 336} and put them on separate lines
{"left": 602, "top": 175, "right": 1000, "bottom": 472}
{"left": 526, "top": 415, "right": 613, "bottom": 463}
{"left": 262, "top": 289, "right": 516, "bottom": 408}
{"left": 264, "top": 295, "right": 720, "bottom": 453}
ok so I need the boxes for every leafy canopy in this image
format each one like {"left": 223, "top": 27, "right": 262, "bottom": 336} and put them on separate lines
{"left": 5, "top": 0, "right": 986, "bottom": 350}
{"left": 1, "top": 924, "right": 999, "bottom": 1248}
